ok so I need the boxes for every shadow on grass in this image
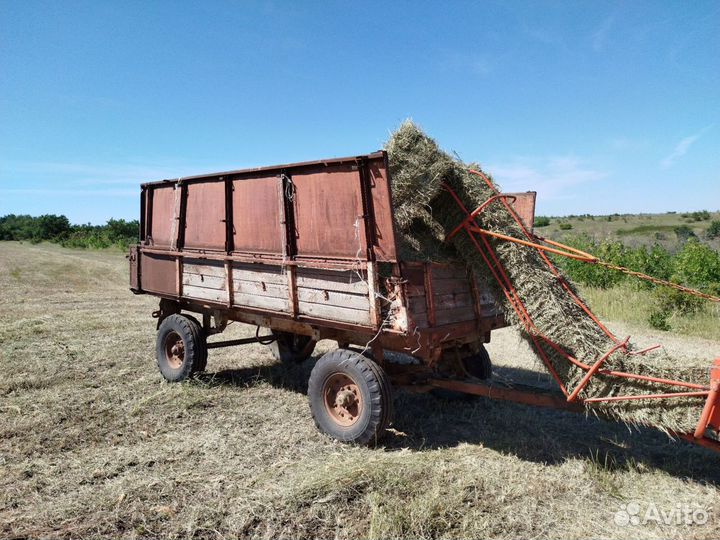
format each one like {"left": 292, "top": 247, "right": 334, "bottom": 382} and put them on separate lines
{"left": 199, "top": 359, "right": 720, "bottom": 484}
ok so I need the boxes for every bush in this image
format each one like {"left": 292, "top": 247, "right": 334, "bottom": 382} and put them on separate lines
{"left": 534, "top": 216, "right": 550, "bottom": 227}
{"left": 673, "top": 238, "right": 720, "bottom": 294}
{"left": 685, "top": 210, "right": 711, "bottom": 222}
{"left": 707, "top": 221, "right": 720, "bottom": 239}
{"left": 654, "top": 287, "right": 705, "bottom": 315}
{"left": 556, "top": 236, "right": 628, "bottom": 288}
{"left": 674, "top": 225, "right": 696, "bottom": 242}
{"left": 558, "top": 223, "right": 573, "bottom": 231}
{"left": 648, "top": 310, "right": 671, "bottom": 331}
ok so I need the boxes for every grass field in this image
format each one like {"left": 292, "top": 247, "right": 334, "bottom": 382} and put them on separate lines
{"left": 1, "top": 241, "right": 720, "bottom": 539}
{"left": 580, "top": 285, "right": 720, "bottom": 340}
{"left": 538, "top": 210, "right": 720, "bottom": 251}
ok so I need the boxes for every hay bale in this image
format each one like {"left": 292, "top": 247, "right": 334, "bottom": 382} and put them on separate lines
{"left": 385, "top": 121, "right": 710, "bottom": 435}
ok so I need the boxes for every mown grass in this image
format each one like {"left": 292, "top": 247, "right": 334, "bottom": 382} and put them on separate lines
{"left": 1, "top": 241, "right": 720, "bottom": 539}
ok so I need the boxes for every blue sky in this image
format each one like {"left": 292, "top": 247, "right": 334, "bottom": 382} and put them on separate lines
{"left": 1, "top": 1, "right": 718, "bottom": 224}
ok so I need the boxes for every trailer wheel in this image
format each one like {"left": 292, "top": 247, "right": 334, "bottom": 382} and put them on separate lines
{"left": 308, "top": 349, "right": 393, "bottom": 445}
{"left": 181, "top": 314, "right": 208, "bottom": 373}
{"left": 268, "top": 331, "right": 316, "bottom": 364}
{"left": 462, "top": 345, "right": 493, "bottom": 380}
{"left": 156, "top": 314, "right": 205, "bottom": 382}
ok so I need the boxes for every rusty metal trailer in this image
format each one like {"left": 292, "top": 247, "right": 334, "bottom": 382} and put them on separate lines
{"left": 129, "top": 151, "right": 720, "bottom": 449}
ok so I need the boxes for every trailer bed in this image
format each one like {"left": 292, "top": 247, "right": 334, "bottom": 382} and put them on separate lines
{"left": 128, "top": 151, "right": 528, "bottom": 362}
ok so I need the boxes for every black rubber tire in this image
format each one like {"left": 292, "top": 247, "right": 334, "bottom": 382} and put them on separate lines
{"left": 308, "top": 349, "right": 393, "bottom": 445}
{"left": 181, "top": 314, "right": 208, "bottom": 373}
{"left": 267, "top": 331, "right": 316, "bottom": 363}
{"left": 462, "top": 345, "right": 493, "bottom": 380}
{"left": 155, "top": 314, "right": 204, "bottom": 382}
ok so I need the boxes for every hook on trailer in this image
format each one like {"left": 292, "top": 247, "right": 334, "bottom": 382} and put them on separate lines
{"left": 255, "top": 325, "right": 277, "bottom": 345}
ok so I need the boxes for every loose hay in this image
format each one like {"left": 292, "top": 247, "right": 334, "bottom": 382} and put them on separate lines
{"left": 385, "top": 120, "right": 711, "bottom": 435}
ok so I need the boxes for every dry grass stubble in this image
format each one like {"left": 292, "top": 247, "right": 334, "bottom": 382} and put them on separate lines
{"left": 1, "top": 241, "right": 719, "bottom": 539}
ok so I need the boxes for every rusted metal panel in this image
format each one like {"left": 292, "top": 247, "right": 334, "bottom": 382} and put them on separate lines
{"left": 184, "top": 181, "right": 226, "bottom": 251}
{"left": 368, "top": 156, "right": 398, "bottom": 262}
{"left": 140, "top": 253, "right": 177, "bottom": 295}
{"left": 129, "top": 245, "right": 139, "bottom": 290}
{"left": 141, "top": 152, "right": 387, "bottom": 188}
{"left": 506, "top": 191, "right": 537, "bottom": 231}
{"left": 143, "top": 152, "right": 396, "bottom": 261}
{"left": 232, "top": 175, "right": 284, "bottom": 254}
{"left": 147, "top": 185, "right": 177, "bottom": 247}
{"left": 292, "top": 164, "right": 367, "bottom": 259}
{"left": 429, "top": 379, "right": 583, "bottom": 412}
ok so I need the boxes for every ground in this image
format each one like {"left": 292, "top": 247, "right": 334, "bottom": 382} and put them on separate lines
{"left": 1, "top": 241, "right": 719, "bottom": 539}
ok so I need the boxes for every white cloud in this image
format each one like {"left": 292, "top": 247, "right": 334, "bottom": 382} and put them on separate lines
{"left": 487, "top": 156, "right": 607, "bottom": 200}
{"left": 660, "top": 126, "right": 712, "bottom": 169}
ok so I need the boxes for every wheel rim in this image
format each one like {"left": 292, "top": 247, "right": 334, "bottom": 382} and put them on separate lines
{"left": 164, "top": 331, "right": 185, "bottom": 369}
{"left": 323, "top": 373, "right": 362, "bottom": 427}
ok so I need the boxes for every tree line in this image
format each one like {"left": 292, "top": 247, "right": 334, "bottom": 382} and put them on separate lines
{"left": 0, "top": 214, "right": 138, "bottom": 249}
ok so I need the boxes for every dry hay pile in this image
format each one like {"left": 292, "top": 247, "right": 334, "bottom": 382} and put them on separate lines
{"left": 385, "top": 120, "right": 711, "bottom": 435}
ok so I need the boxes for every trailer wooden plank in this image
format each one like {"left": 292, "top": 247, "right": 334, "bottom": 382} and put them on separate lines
{"left": 433, "top": 292, "right": 474, "bottom": 310}
{"left": 411, "top": 313, "right": 429, "bottom": 328}
{"left": 435, "top": 305, "right": 477, "bottom": 325}
{"left": 298, "top": 302, "right": 372, "bottom": 325}
{"left": 232, "top": 263, "right": 287, "bottom": 285}
{"left": 184, "top": 284, "right": 229, "bottom": 303}
{"left": 184, "top": 260, "right": 226, "bottom": 278}
{"left": 234, "top": 292, "right": 289, "bottom": 312}
{"left": 297, "top": 288, "right": 370, "bottom": 311}
{"left": 183, "top": 273, "right": 226, "bottom": 290}
{"left": 406, "top": 284, "right": 426, "bottom": 297}
{"left": 296, "top": 269, "right": 369, "bottom": 294}
{"left": 430, "top": 278, "right": 472, "bottom": 296}
{"left": 233, "top": 279, "right": 289, "bottom": 299}
{"left": 430, "top": 264, "right": 469, "bottom": 280}
{"left": 408, "top": 295, "right": 428, "bottom": 315}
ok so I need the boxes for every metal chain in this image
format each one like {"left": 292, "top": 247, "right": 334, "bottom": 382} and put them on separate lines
{"left": 595, "top": 261, "right": 720, "bottom": 303}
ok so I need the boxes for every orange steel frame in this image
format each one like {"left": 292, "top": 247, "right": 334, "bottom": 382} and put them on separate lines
{"left": 439, "top": 169, "right": 720, "bottom": 450}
